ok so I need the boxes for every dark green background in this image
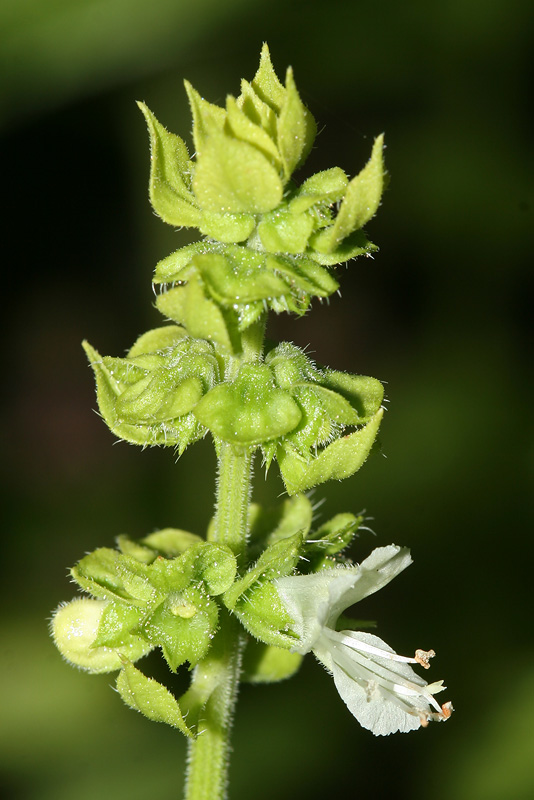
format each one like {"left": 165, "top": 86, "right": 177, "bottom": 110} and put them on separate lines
{"left": 2, "top": 1, "right": 533, "bottom": 798}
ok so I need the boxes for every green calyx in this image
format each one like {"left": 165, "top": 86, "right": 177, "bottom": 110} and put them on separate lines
{"left": 220, "top": 494, "right": 366, "bottom": 649}
{"left": 85, "top": 328, "right": 384, "bottom": 494}
{"left": 138, "top": 43, "right": 385, "bottom": 348}
{"left": 82, "top": 325, "right": 221, "bottom": 452}
{"left": 65, "top": 531, "right": 237, "bottom": 674}
{"left": 195, "top": 341, "right": 384, "bottom": 493}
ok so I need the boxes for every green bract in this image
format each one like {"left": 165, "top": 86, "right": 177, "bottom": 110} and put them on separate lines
{"left": 83, "top": 326, "right": 221, "bottom": 452}
{"left": 117, "top": 659, "right": 194, "bottom": 738}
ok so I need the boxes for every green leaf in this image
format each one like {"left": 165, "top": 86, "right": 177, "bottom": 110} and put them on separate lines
{"left": 233, "top": 582, "right": 297, "bottom": 648}
{"left": 197, "top": 547, "right": 237, "bottom": 596}
{"left": 254, "top": 530, "right": 304, "bottom": 577}
{"left": 184, "top": 80, "right": 226, "bottom": 156}
{"left": 175, "top": 541, "right": 237, "bottom": 596}
{"left": 278, "top": 408, "right": 384, "bottom": 494}
{"left": 100, "top": 354, "right": 148, "bottom": 385}
{"left": 156, "top": 274, "right": 239, "bottom": 353}
{"left": 93, "top": 601, "right": 146, "bottom": 648}
{"left": 307, "top": 513, "right": 363, "bottom": 557}
{"left": 199, "top": 210, "right": 256, "bottom": 243}
{"left": 251, "top": 43, "right": 286, "bottom": 113}
{"left": 84, "top": 341, "right": 179, "bottom": 447}
{"left": 114, "top": 372, "right": 203, "bottom": 423}
{"left": 193, "top": 130, "right": 283, "bottom": 214}
{"left": 326, "top": 134, "right": 385, "bottom": 249}
{"left": 290, "top": 167, "right": 349, "bottom": 213}
{"left": 248, "top": 488, "right": 314, "bottom": 548}
{"left": 267, "top": 254, "right": 339, "bottom": 297}
{"left": 83, "top": 339, "right": 122, "bottom": 422}
{"left": 301, "top": 384, "right": 362, "bottom": 426}
{"left": 308, "top": 229, "right": 378, "bottom": 265}
{"left": 137, "top": 102, "right": 201, "bottom": 228}
{"left": 117, "top": 660, "right": 194, "bottom": 737}
{"left": 140, "top": 528, "right": 203, "bottom": 558}
{"left": 84, "top": 337, "right": 219, "bottom": 449}
{"left": 225, "top": 95, "right": 281, "bottom": 167}
{"left": 140, "top": 586, "right": 219, "bottom": 671}
{"left": 266, "top": 341, "right": 324, "bottom": 388}
{"left": 258, "top": 205, "right": 314, "bottom": 254}
{"left": 118, "top": 557, "right": 164, "bottom": 604}
{"left": 265, "top": 494, "right": 314, "bottom": 545}
{"left": 241, "top": 640, "right": 302, "bottom": 683}
{"left": 237, "top": 301, "right": 265, "bottom": 332}
{"left": 277, "top": 67, "right": 316, "bottom": 179}
{"left": 193, "top": 250, "right": 290, "bottom": 305}
{"left": 223, "top": 531, "right": 303, "bottom": 610}
{"left": 194, "top": 364, "right": 302, "bottom": 445}
{"left": 153, "top": 242, "right": 219, "bottom": 283}
{"left": 117, "top": 534, "right": 157, "bottom": 564}
{"left": 71, "top": 547, "right": 134, "bottom": 602}
{"left": 283, "top": 388, "right": 338, "bottom": 456}
{"left": 260, "top": 439, "right": 277, "bottom": 471}
{"left": 236, "top": 78, "right": 277, "bottom": 140}
{"left": 127, "top": 326, "right": 188, "bottom": 357}
{"left": 321, "top": 372, "right": 384, "bottom": 422}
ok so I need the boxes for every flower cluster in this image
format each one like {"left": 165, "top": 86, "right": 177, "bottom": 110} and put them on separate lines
{"left": 138, "top": 44, "right": 385, "bottom": 352}
{"left": 52, "top": 501, "right": 452, "bottom": 736}
{"left": 84, "top": 330, "right": 384, "bottom": 493}
{"left": 52, "top": 531, "right": 237, "bottom": 674}
{"left": 52, "top": 46, "right": 452, "bottom": 751}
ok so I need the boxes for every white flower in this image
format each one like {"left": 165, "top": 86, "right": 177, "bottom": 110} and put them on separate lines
{"left": 276, "top": 545, "right": 452, "bottom": 735}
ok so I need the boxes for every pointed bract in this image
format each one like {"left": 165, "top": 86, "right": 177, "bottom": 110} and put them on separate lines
{"left": 137, "top": 102, "right": 201, "bottom": 227}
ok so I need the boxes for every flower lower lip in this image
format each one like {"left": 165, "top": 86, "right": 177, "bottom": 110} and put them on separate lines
{"left": 324, "top": 628, "right": 447, "bottom": 717}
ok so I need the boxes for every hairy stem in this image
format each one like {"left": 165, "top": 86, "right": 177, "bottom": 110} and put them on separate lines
{"left": 185, "top": 319, "right": 265, "bottom": 800}
{"left": 184, "top": 612, "right": 245, "bottom": 800}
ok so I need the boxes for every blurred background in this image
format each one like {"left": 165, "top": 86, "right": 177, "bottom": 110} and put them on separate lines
{"left": 1, "top": 0, "right": 533, "bottom": 798}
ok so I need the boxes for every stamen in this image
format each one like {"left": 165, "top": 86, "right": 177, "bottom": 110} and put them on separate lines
{"left": 414, "top": 649, "right": 435, "bottom": 669}
{"left": 335, "top": 631, "right": 420, "bottom": 666}
{"left": 391, "top": 681, "right": 443, "bottom": 714}
{"left": 421, "top": 701, "right": 454, "bottom": 725}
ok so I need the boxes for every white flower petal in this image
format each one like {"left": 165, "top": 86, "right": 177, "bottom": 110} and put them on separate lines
{"left": 315, "top": 630, "right": 447, "bottom": 736}
{"left": 276, "top": 545, "right": 411, "bottom": 652}
{"left": 51, "top": 598, "right": 153, "bottom": 674}
{"left": 330, "top": 659, "right": 422, "bottom": 735}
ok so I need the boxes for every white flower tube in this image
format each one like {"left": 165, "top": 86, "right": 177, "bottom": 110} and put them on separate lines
{"left": 276, "top": 545, "right": 452, "bottom": 735}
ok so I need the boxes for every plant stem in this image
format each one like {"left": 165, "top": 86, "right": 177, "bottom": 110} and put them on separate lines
{"left": 212, "top": 441, "right": 253, "bottom": 560}
{"left": 184, "top": 611, "right": 244, "bottom": 800}
{"left": 185, "top": 319, "right": 265, "bottom": 800}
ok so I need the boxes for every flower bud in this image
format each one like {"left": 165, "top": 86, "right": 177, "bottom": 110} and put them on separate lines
{"left": 51, "top": 598, "right": 152, "bottom": 673}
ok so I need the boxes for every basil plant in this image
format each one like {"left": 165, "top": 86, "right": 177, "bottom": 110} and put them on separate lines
{"left": 52, "top": 45, "right": 452, "bottom": 800}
